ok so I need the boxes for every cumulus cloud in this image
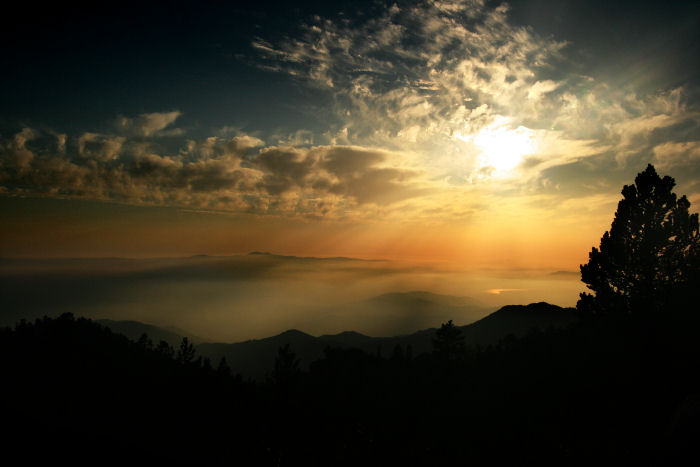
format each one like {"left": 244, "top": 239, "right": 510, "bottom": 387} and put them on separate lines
{"left": 251, "top": 145, "right": 424, "bottom": 206}
{"left": 77, "top": 133, "right": 125, "bottom": 162}
{"left": 321, "top": 147, "right": 424, "bottom": 205}
{"left": 0, "top": 123, "right": 426, "bottom": 218}
{"left": 254, "top": 147, "right": 319, "bottom": 195}
{"left": 1, "top": 128, "right": 37, "bottom": 173}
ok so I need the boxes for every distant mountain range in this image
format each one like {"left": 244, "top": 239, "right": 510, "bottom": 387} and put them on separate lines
{"left": 1, "top": 253, "right": 581, "bottom": 342}
{"left": 98, "top": 298, "right": 576, "bottom": 380}
{"left": 246, "top": 251, "right": 384, "bottom": 262}
{"left": 310, "top": 290, "right": 491, "bottom": 337}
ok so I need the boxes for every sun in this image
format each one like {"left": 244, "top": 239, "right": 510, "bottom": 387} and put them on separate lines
{"left": 472, "top": 122, "right": 537, "bottom": 174}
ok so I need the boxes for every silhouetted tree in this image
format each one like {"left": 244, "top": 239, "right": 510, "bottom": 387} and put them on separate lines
{"left": 136, "top": 333, "right": 153, "bottom": 350}
{"left": 390, "top": 344, "right": 405, "bottom": 362}
{"left": 216, "top": 357, "right": 231, "bottom": 377}
{"left": 432, "top": 320, "right": 465, "bottom": 360}
{"left": 176, "top": 337, "right": 196, "bottom": 364}
{"left": 156, "top": 340, "right": 174, "bottom": 359}
{"left": 578, "top": 164, "right": 700, "bottom": 314}
{"left": 272, "top": 344, "right": 300, "bottom": 386}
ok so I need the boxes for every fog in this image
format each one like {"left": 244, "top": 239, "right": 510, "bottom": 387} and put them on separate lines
{"left": 0, "top": 253, "right": 585, "bottom": 342}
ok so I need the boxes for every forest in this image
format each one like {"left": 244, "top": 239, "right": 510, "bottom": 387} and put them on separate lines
{"left": 2, "top": 164, "right": 699, "bottom": 466}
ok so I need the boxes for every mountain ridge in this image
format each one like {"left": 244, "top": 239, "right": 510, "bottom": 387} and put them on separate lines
{"left": 197, "top": 301, "right": 576, "bottom": 379}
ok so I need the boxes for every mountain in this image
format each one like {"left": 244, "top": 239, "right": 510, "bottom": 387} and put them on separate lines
{"left": 318, "top": 330, "right": 376, "bottom": 348}
{"left": 198, "top": 329, "right": 328, "bottom": 379}
{"left": 94, "top": 300, "right": 576, "bottom": 380}
{"left": 247, "top": 251, "right": 382, "bottom": 262}
{"left": 313, "top": 290, "right": 490, "bottom": 337}
{"left": 327, "top": 302, "right": 577, "bottom": 357}
{"left": 96, "top": 319, "right": 208, "bottom": 347}
{"left": 197, "top": 301, "right": 577, "bottom": 379}
{"left": 459, "top": 301, "right": 577, "bottom": 345}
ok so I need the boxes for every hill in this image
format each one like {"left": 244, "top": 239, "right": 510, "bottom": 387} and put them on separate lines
{"left": 198, "top": 329, "right": 327, "bottom": 379}
{"left": 197, "top": 301, "right": 577, "bottom": 379}
{"left": 96, "top": 319, "right": 209, "bottom": 347}
{"left": 307, "top": 290, "right": 490, "bottom": 337}
{"left": 459, "top": 301, "right": 577, "bottom": 345}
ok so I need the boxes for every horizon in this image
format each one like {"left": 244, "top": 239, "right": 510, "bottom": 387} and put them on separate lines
{"left": 0, "top": 251, "right": 584, "bottom": 342}
{"left": 0, "top": 248, "right": 582, "bottom": 269}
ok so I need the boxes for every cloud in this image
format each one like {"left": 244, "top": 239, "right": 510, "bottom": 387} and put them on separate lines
{"left": 251, "top": 0, "right": 698, "bottom": 196}
{"left": 252, "top": 1, "right": 566, "bottom": 147}
{"left": 252, "top": 145, "right": 424, "bottom": 205}
{"left": 0, "top": 123, "right": 426, "bottom": 218}
{"left": 231, "top": 135, "right": 265, "bottom": 151}
{"left": 321, "top": 147, "right": 424, "bottom": 205}
{"left": 2, "top": 2, "right": 698, "bottom": 225}
{"left": 115, "top": 111, "right": 182, "bottom": 137}
{"left": 254, "top": 147, "right": 318, "bottom": 195}
{"left": 527, "top": 80, "right": 560, "bottom": 101}
{"left": 0, "top": 128, "right": 37, "bottom": 173}
{"left": 486, "top": 288, "right": 525, "bottom": 295}
{"left": 653, "top": 141, "right": 700, "bottom": 169}
{"left": 77, "top": 133, "right": 125, "bottom": 162}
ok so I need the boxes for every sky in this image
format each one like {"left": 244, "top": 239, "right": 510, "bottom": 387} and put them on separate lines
{"left": 2, "top": 0, "right": 700, "bottom": 272}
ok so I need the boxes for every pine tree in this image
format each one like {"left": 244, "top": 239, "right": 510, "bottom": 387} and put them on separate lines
{"left": 272, "top": 344, "right": 300, "bottom": 386}
{"left": 578, "top": 164, "right": 700, "bottom": 314}
{"left": 432, "top": 320, "right": 466, "bottom": 360}
{"left": 176, "top": 337, "right": 196, "bottom": 364}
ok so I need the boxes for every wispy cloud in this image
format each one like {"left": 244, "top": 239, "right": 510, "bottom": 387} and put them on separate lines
{"left": 251, "top": 0, "right": 699, "bottom": 197}
{"left": 114, "top": 111, "right": 183, "bottom": 137}
{"left": 1, "top": 0, "right": 699, "bottom": 224}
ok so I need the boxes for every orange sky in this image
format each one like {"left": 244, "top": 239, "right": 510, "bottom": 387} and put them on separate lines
{"left": 0, "top": 196, "right": 611, "bottom": 272}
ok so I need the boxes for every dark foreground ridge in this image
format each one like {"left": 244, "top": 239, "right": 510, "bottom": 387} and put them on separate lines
{"left": 2, "top": 304, "right": 699, "bottom": 466}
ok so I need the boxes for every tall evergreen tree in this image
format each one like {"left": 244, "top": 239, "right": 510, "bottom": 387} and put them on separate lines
{"left": 578, "top": 164, "right": 700, "bottom": 314}
{"left": 176, "top": 337, "right": 196, "bottom": 364}
{"left": 272, "top": 344, "right": 301, "bottom": 386}
{"left": 432, "top": 320, "right": 466, "bottom": 360}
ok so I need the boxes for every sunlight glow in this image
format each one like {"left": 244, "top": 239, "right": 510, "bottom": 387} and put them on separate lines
{"left": 486, "top": 288, "right": 525, "bottom": 295}
{"left": 470, "top": 122, "right": 537, "bottom": 175}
